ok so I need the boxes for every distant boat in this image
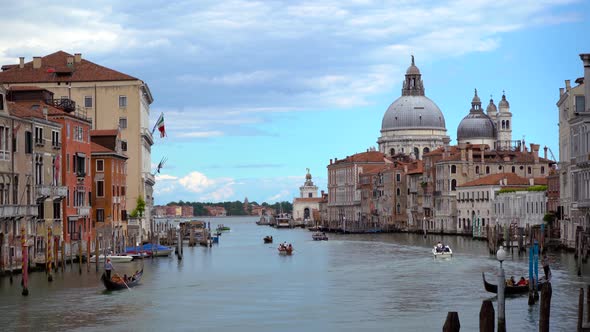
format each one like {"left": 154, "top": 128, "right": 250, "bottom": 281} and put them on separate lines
{"left": 274, "top": 214, "right": 291, "bottom": 228}
{"left": 216, "top": 224, "right": 230, "bottom": 232}
{"left": 264, "top": 235, "right": 273, "bottom": 243}
{"left": 278, "top": 244, "right": 293, "bottom": 255}
{"left": 89, "top": 254, "right": 133, "bottom": 263}
{"left": 312, "top": 232, "right": 328, "bottom": 241}
{"left": 432, "top": 243, "right": 453, "bottom": 258}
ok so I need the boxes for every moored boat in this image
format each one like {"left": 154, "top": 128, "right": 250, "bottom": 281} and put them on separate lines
{"left": 124, "top": 250, "right": 152, "bottom": 260}
{"left": 312, "top": 232, "right": 328, "bottom": 241}
{"left": 126, "top": 244, "right": 173, "bottom": 257}
{"left": 101, "top": 269, "right": 143, "bottom": 291}
{"left": 482, "top": 272, "right": 544, "bottom": 295}
{"left": 90, "top": 254, "right": 134, "bottom": 263}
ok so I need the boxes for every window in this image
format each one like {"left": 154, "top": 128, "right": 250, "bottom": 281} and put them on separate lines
{"left": 119, "top": 117, "right": 127, "bottom": 129}
{"left": 528, "top": 166, "right": 532, "bottom": 175}
{"left": 34, "top": 127, "right": 43, "bottom": 145}
{"left": 396, "top": 173, "right": 401, "bottom": 182}
{"left": 121, "top": 140, "right": 127, "bottom": 152}
{"left": 512, "top": 166, "right": 516, "bottom": 173}
{"left": 53, "top": 201, "right": 61, "bottom": 219}
{"left": 475, "top": 166, "right": 480, "bottom": 174}
{"left": 119, "top": 95, "right": 127, "bottom": 108}
{"left": 97, "top": 208, "right": 105, "bottom": 222}
{"left": 0, "top": 94, "right": 4, "bottom": 110}
{"left": 121, "top": 186, "right": 126, "bottom": 196}
{"left": 51, "top": 130, "right": 60, "bottom": 148}
{"left": 74, "top": 155, "right": 85, "bottom": 176}
{"left": 66, "top": 123, "right": 70, "bottom": 138}
{"left": 451, "top": 165, "right": 456, "bottom": 174}
{"left": 486, "top": 166, "right": 490, "bottom": 174}
{"left": 0, "top": 126, "right": 10, "bottom": 160}
{"left": 451, "top": 179, "right": 457, "bottom": 191}
{"left": 84, "top": 96, "right": 93, "bottom": 108}
{"left": 25, "top": 131, "right": 32, "bottom": 154}
{"left": 35, "top": 154, "right": 43, "bottom": 185}
{"left": 576, "top": 95, "right": 586, "bottom": 113}
{"left": 541, "top": 166, "right": 545, "bottom": 174}
{"left": 96, "top": 159, "right": 104, "bottom": 172}
{"left": 97, "top": 180, "right": 104, "bottom": 197}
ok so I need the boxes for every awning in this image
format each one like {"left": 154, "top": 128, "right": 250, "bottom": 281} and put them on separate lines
{"left": 67, "top": 216, "right": 79, "bottom": 221}
{"left": 76, "top": 152, "right": 86, "bottom": 158}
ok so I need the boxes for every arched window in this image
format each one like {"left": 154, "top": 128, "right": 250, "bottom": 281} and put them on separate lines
{"left": 541, "top": 166, "right": 545, "bottom": 174}
{"left": 396, "top": 188, "right": 401, "bottom": 196}
{"left": 501, "top": 120, "right": 505, "bottom": 129}
{"left": 451, "top": 165, "right": 457, "bottom": 174}
{"left": 511, "top": 166, "right": 516, "bottom": 173}
{"left": 475, "top": 166, "right": 480, "bottom": 174}
{"left": 528, "top": 166, "right": 532, "bottom": 174}
{"left": 451, "top": 179, "right": 457, "bottom": 191}
{"left": 396, "top": 203, "right": 401, "bottom": 214}
{"left": 423, "top": 147, "right": 430, "bottom": 155}
{"left": 486, "top": 166, "right": 490, "bottom": 174}
{"left": 390, "top": 148, "right": 395, "bottom": 156}
{"left": 414, "top": 147, "right": 420, "bottom": 159}
{"left": 506, "top": 120, "right": 510, "bottom": 129}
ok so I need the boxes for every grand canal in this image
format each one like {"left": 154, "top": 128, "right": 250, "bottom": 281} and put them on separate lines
{"left": 1, "top": 216, "right": 589, "bottom": 331}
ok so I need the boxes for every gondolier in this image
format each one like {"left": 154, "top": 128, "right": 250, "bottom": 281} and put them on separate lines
{"left": 104, "top": 258, "right": 113, "bottom": 279}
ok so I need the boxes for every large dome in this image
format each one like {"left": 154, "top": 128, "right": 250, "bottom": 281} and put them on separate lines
{"left": 381, "top": 95, "right": 446, "bottom": 131}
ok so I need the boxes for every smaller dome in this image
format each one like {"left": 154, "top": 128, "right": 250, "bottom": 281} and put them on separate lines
{"left": 486, "top": 98, "right": 497, "bottom": 114}
{"left": 471, "top": 89, "right": 481, "bottom": 104}
{"left": 499, "top": 93, "right": 509, "bottom": 108}
{"left": 406, "top": 55, "right": 421, "bottom": 75}
{"left": 457, "top": 113, "right": 496, "bottom": 140}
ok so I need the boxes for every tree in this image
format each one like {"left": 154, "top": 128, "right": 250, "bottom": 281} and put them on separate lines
{"left": 130, "top": 196, "right": 146, "bottom": 218}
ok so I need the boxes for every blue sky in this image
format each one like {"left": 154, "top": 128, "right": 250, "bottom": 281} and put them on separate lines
{"left": 2, "top": 0, "right": 589, "bottom": 204}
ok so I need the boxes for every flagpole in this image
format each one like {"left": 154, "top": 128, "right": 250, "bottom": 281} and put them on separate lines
{"left": 151, "top": 112, "right": 162, "bottom": 135}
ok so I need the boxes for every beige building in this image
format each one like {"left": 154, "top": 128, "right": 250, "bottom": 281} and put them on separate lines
{"left": 0, "top": 51, "right": 155, "bottom": 238}
{"left": 292, "top": 169, "right": 322, "bottom": 225}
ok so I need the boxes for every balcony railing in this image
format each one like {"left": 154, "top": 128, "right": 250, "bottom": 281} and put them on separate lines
{"left": 141, "top": 128, "right": 154, "bottom": 146}
{"left": 36, "top": 185, "right": 67, "bottom": 198}
{"left": 46, "top": 98, "right": 76, "bottom": 113}
{"left": 0, "top": 205, "right": 38, "bottom": 218}
{"left": 77, "top": 206, "right": 91, "bottom": 216}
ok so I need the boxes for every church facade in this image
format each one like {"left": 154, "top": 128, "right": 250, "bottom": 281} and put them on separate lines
{"left": 292, "top": 169, "right": 322, "bottom": 225}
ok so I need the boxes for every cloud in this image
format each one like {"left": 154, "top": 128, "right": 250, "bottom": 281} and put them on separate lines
{"left": 155, "top": 174, "right": 178, "bottom": 181}
{"left": 267, "top": 190, "right": 291, "bottom": 202}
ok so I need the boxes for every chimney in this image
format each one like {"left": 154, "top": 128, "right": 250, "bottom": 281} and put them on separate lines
{"left": 74, "top": 53, "right": 82, "bottom": 63}
{"left": 33, "top": 56, "right": 41, "bottom": 69}
{"left": 19, "top": 57, "right": 24, "bottom": 68}
{"left": 67, "top": 56, "right": 74, "bottom": 67}
{"left": 581, "top": 54, "right": 590, "bottom": 112}
{"left": 565, "top": 79, "right": 571, "bottom": 91}
{"left": 531, "top": 143, "right": 540, "bottom": 163}
{"left": 330, "top": 159, "right": 332, "bottom": 165}
{"left": 559, "top": 87, "right": 564, "bottom": 96}
{"left": 321, "top": 190, "right": 324, "bottom": 197}
{"left": 544, "top": 146, "right": 548, "bottom": 160}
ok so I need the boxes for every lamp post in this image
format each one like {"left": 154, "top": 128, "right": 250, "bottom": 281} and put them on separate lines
{"left": 497, "top": 245, "right": 507, "bottom": 332}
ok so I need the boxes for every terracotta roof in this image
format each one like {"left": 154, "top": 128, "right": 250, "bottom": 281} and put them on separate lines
{"left": 361, "top": 164, "right": 391, "bottom": 175}
{"left": 91, "top": 129, "right": 118, "bottom": 137}
{"left": 407, "top": 160, "right": 424, "bottom": 174}
{"left": 7, "top": 100, "right": 66, "bottom": 120}
{"left": 293, "top": 197, "right": 323, "bottom": 203}
{"left": 333, "top": 151, "right": 387, "bottom": 165}
{"left": 459, "top": 173, "right": 546, "bottom": 187}
{"left": 8, "top": 86, "right": 44, "bottom": 91}
{"left": 91, "top": 142, "right": 113, "bottom": 153}
{"left": 0, "top": 51, "right": 138, "bottom": 83}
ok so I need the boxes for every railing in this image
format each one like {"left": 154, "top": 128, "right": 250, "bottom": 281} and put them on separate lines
{"left": 0, "top": 205, "right": 39, "bottom": 218}
{"left": 46, "top": 98, "right": 76, "bottom": 113}
{"left": 141, "top": 128, "right": 154, "bottom": 145}
{"left": 77, "top": 206, "right": 90, "bottom": 216}
{"left": 143, "top": 172, "right": 155, "bottom": 185}
{"left": 36, "top": 186, "right": 51, "bottom": 197}
{"left": 54, "top": 186, "right": 67, "bottom": 197}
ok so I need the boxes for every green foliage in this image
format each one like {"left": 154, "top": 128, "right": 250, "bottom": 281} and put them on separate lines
{"left": 543, "top": 212, "right": 556, "bottom": 223}
{"left": 162, "top": 199, "right": 292, "bottom": 216}
{"left": 130, "top": 196, "right": 146, "bottom": 218}
{"left": 498, "top": 185, "right": 548, "bottom": 194}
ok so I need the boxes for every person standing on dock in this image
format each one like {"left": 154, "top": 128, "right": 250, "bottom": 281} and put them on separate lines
{"left": 104, "top": 258, "right": 113, "bottom": 279}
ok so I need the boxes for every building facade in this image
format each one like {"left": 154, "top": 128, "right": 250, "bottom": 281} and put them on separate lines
{"left": 293, "top": 169, "right": 322, "bottom": 224}
{"left": 0, "top": 51, "right": 155, "bottom": 238}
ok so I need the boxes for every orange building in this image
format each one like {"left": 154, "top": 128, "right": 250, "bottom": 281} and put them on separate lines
{"left": 91, "top": 130, "right": 127, "bottom": 240}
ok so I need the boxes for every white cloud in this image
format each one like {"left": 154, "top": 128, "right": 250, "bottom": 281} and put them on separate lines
{"left": 155, "top": 174, "right": 178, "bottom": 181}
{"left": 267, "top": 190, "right": 291, "bottom": 202}
{"left": 178, "top": 171, "right": 218, "bottom": 193}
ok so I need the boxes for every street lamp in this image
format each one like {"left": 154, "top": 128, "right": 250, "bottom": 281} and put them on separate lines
{"left": 496, "top": 245, "right": 507, "bottom": 332}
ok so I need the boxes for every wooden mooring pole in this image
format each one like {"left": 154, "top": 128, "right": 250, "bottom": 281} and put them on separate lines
{"left": 539, "top": 282, "right": 552, "bottom": 332}
{"left": 442, "top": 312, "right": 460, "bottom": 332}
{"left": 479, "top": 300, "right": 494, "bottom": 332}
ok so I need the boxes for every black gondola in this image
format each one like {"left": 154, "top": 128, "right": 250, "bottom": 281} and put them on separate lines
{"left": 482, "top": 272, "right": 544, "bottom": 295}
{"left": 101, "top": 269, "right": 143, "bottom": 291}
{"left": 264, "top": 236, "right": 273, "bottom": 243}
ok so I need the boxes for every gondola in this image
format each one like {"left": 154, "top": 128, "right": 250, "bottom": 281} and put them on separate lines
{"left": 101, "top": 269, "right": 143, "bottom": 291}
{"left": 482, "top": 272, "right": 544, "bottom": 295}
{"left": 264, "top": 236, "right": 273, "bottom": 243}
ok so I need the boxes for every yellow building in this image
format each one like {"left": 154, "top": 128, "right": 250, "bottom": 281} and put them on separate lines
{"left": 0, "top": 51, "right": 155, "bottom": 239}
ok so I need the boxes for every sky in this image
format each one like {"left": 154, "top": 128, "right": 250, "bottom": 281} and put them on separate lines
{"left": 2, "top": 0, "right": 589, "bottom": 205}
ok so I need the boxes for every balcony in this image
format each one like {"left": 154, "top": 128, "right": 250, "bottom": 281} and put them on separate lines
{"left": 46, "top": 98, "right": 76, "bottom": 113}
{"left": 143, "top": 172, "right": 155, "bottom": 186}
{"left": 113, "top": 196, "right": 121, "bottom": 204}
{"left": 54, "top": 186, "right": 67, "bottom": 197}
{"left": 36, "top": 185, "right": 51, "bottom": 197}
{"left": 52, "top": 143, "right": 61, "bottom": 150}
{"left": 0, "top": 205, "right": 38, "bottom": 218}
{"left": 141, "top": 128, "right": 154, "bottom": 146}
{"left": 577, "top": 199, "right": 590, "bottom": 209}
{"left": 77, "top": 206, "right": 91, "bottom": 216}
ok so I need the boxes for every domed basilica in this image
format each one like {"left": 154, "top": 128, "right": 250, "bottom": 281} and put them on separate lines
{"left": 378, "top": 57, "right": 513, "bottom": 157}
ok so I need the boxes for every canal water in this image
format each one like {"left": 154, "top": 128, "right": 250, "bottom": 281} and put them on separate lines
{"left": 1, "top": 216, "right": 589, "bottom": 331}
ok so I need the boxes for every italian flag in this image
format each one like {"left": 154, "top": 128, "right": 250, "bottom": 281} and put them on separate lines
{"left": 153, "top": 113, "right": 166, "bottom": 138}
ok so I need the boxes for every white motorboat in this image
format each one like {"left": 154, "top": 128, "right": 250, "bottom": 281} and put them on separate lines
{"left": 432, "top": 245, "right": 453, "bottom": 258}
{"left": 89, "top": 254, "right": 134, "bottom": 263}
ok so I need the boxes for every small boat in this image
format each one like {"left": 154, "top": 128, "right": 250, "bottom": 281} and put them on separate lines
{"left": 124, "top": 250, "right": 152, "bottom": 260}
{"left": 101, "top": 269, "right": 143, "bottom": 291}
{"left": 264, "top": 236, "right": 273, "bottom": 243}
{"left": 482, "top": 272, "right": 544, "bottom": 295}
{"left": 211, "top": 235, "right": 219, "bottom": 244}
{"left": 216, "top": 224, "right": 230, "bottom": 232}
{"left": 278, "top": 244, "right": 293, "bottom": 255}
{"left": 312, "top": 232, "right": 328, "bottom": 241}
{"left": 89, "top": 254, "right": 134, "bottom": 263}
{"left": 126, "top": 244, "right": 174, "bottom": 257}
{"left": 432, "top": 244, "right": 453, "bottom": 258}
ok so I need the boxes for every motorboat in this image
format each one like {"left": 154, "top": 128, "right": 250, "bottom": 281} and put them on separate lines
{"left": 90, "top": 254, "right": 134, "bottom": 263}
{"left": 432, "top": 244, "right": 453, "bottom": 258}
{"left": 312, "top": 232, "right": 328, "bottom": 241}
